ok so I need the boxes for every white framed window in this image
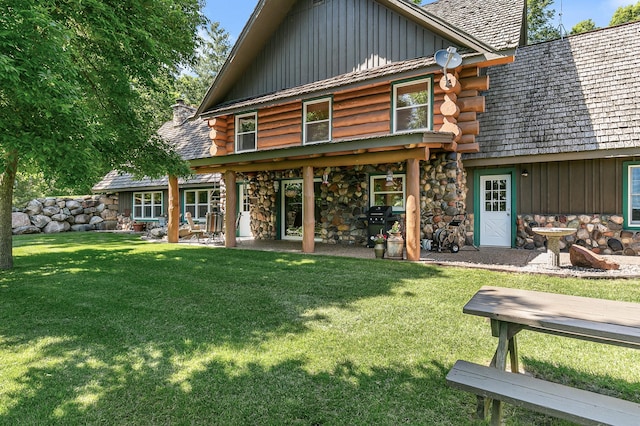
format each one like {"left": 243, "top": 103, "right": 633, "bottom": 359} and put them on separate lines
{"left": 133, "top": 192, "right": 163, "bottom": 219}
{"left": 184, "top": 189, "right": 216, "bottom": 221}
{"left": 235, "top": 112, "right": 257, "bottom": 152}
{"left": 624, "top": 162, "right": 640, "bottom": 229}
{"left": 370, "top": 174, "right": 406, "bottom": 212}
{"left": 393, "top": 78, "right": 431, "bottom": 133}
{"left": 303, "top": 98, "right": 331, "bottom": 144}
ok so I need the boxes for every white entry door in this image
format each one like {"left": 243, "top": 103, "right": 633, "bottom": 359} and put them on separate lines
{"left": 237, "top": 183, "right": 251, "bottom": 237}
{"left": 479, "top": 174, "right": 511, "bottom": 247}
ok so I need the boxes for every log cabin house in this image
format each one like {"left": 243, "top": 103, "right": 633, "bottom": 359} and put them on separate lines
{"left": 173, "top": 0, "right": 527, "bottom": 259}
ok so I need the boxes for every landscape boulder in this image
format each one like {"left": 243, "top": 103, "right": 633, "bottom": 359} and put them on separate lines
{"left": 11, "top": 212, "right": 31, "bottom": 228}
{"left": 43, "top": 221, "right": 71, "bottom": 234}
{"left": 569, "top": 244, "right": 619, "bottom": 270}
{"left": 13, "top": 225, "right": 41, "bottom": 235}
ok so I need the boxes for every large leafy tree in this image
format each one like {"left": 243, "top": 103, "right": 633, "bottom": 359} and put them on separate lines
{"left": 571, "top": 19, "right": 598, "bottom": 35}
{"left": 0, "top": 0, "right": 206, "bottom": 269}
{"left": 610, "top": 1, "right": 640, "bottom": 26}
{"left": 527, "top": 0, "right": 561, "bottom": 43}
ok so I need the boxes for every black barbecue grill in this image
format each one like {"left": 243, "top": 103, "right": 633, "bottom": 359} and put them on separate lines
{"left": 367, "top": 205, "right": 394, "bottom": 247}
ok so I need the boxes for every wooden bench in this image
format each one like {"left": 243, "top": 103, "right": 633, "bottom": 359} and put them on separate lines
{"left": 447, "top": 360, "right": 640, "bottom": 426}
{"left": 449, "top": 286, "right": 640, "bottom": 425}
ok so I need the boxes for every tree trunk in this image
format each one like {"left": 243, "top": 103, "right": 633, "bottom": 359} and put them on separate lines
{"left": 0, "top": 150, "right": 19, "bottom": 270}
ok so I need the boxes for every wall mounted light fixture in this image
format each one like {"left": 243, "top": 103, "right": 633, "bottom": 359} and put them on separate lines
{"left": 521, "top": 169, "right": 529, "bottom": 177}
{"left": 322, "top": 167, "right": 330, "bottom": 185}
{"left": 386, "top": 169, "right": 394, "bottom": 186}
{"left": 273, "top": 180, "right": 280, "bottom": 192}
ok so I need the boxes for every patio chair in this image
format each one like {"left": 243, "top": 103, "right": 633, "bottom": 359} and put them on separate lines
{"left": 204, "top": 211, "right": 224, "bottom": 244}
{"left": 184, "top": 212, "right": 206, "bottom": 242}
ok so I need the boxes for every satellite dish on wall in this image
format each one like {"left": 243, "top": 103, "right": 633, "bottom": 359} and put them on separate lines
{"left": 434, "top": 47, "right": 462, "bottom": 87}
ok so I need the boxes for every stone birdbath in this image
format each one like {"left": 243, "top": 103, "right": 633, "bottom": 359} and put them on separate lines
{"left": 532, "top": 227, "right": 577, "bottom": 268}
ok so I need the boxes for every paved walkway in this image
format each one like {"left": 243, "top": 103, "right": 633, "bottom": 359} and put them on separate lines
{"left": 173, "top": 236, "right": 640, "bottom": 278}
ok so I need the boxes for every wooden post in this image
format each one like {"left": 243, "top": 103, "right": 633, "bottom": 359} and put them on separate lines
{"left": 406, "top": 158, "right": 421, "bottom": 261}
{"left": 224, "top": 170, "right": 237, "bottom": 248}
{"left": 302, "top": 165, "right": 315, "bottom": 253}
{"left": 167, "top": 175, "right": 179, "bottom": 243}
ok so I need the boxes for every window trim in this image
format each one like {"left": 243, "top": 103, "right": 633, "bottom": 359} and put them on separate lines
{"left": 183, "top": 188, "right": 215, "bottom": 222}
{"left": 391, "top": 77, "right": 433, "bottom": 134}
{"left": 132, "top": 191, "right": 164, "bottom": 220}
{"left": 369, "top": 173, "right": 406, "bottom": 213}
{"left": 623, "top": 161, "right": 640, "bottom": 230}
{"left": 235, "top": 112, "right": 257, "bottom": 153}
{"left": 303, "top": 97, "right": 332, "bottom": 144}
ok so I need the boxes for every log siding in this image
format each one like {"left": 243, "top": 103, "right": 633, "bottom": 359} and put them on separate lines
{"left": 207, "top": 66, "right": 485, "bottom": 156}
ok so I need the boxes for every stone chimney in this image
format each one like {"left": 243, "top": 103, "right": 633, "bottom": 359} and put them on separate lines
{"left": 172, "top": 99, "right": 195, "bottom": 125}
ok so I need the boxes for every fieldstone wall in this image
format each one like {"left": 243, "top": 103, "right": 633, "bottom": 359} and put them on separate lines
{"left": 11, "top": 195, "right": 119, "bottom": 234}
{"left": 244, "top": 153, "right": 470, "bottom": 247}
{"left": 246, "top": 167, "right": 371, "bottom": 244}
{"left": 516, "top": 213, "right": 640, "bottom": 255}
{"left": 420, "top": 152, "right": 469, "bottom": 244}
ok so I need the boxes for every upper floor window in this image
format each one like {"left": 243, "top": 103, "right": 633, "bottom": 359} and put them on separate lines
{"left": 235, "top": 113, "right": 257, "bottom": 152}
{"left": 133, "top": 191, "right": 163, "bottom": 219}
{"left": 393, "top": 78, "right": 431, "bottom": 133}
{"left": 370, "top": 174, "right": 406, "bottom": 212}
{"left": 304, "top": 98, "right": 331, "bottom": 144}
{"left": 624, "top": 162, "right": 640, "bottom": 229}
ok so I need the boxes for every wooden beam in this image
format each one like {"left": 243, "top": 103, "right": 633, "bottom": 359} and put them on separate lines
{"left": 302, "top": 166, "right": 315, "bottom": 254}
{"left": 406, "top": 158, "right": 421, "bottom": 261}
{"left": 224, "top": 170, "right": 237, "bottom": 248}
{"left": 193, "top": 147, "right": 431, "bottom": 174}
{"left": 167, "top": 175, "right": 179, "bottom": 243}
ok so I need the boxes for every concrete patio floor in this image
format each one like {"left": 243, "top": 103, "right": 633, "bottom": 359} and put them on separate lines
{"left": 170, "top": 236, "right": 640, "bottom": 278}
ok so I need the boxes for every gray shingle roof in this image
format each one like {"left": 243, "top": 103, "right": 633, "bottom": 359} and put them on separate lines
{"left": 92, "top": 170, "right": 219, "bottom": 192}
{"left": 423, "top": 0, "right": 525, "bottom": 51}
{"left": 92, "top": 104, "right": 218, "bottom": 192}
{"left": 466, "top": 22, "right": 640, "bottom": 161}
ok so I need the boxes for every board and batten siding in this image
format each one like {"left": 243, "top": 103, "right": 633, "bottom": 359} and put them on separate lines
{"left": 467, "top": 158, "right": 637, "bottom": 216}
{"left": 225, "top": 0, "right": 451, "bottom": 102}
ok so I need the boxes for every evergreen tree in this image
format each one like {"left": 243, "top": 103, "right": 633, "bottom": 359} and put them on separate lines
{"left": 175, "top": 22, "right": 231, "bottom": 106}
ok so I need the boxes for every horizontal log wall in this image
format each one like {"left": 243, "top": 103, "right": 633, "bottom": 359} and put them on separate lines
{"left": 433, "top": 66, "right": 486, "bottom": 148}
{"left": 206, "top": 67, "right": 485, "bottom": 155}
{"left": 258, "top": 103, "right": 302, "bottom": 149}
{"left": 332, "top": 83, "right": 391, "bottom": 140}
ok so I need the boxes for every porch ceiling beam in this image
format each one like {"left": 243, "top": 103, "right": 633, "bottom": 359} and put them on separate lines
{"left": 193, "top": 147, "right": 430, "bottom": 174}
{"left": 189, "top": 132, "right": 451, "bottom": 169}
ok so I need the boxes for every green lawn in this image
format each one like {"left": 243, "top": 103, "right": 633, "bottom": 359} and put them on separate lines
{"left": 2, "top": 233, "right": 640, "bottom": 425}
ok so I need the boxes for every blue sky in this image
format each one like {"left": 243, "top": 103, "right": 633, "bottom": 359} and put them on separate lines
{"left": 203, "top": 0, "right": 637, "bottom": 41}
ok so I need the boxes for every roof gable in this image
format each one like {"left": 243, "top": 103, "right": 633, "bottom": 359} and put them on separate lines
{"left": 196, "top": 0, "right": 524, "bottom": 117}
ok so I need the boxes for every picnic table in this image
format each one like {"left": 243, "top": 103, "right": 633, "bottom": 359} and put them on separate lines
{"left": 446, "top": 286, "right": 640, "bottom": 425}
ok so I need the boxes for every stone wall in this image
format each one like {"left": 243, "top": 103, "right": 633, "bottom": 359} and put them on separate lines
{"left": 244, "top": 152, "right": 469, "bottom": 246}
{"left": 11, "top": 195, "right": 119, "bottom": 234}
{"left": 420, "top": 152, "right": 469, "bottom": 244}
{"left": 516, "top": 213, "right": 640, "bottom": 255}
